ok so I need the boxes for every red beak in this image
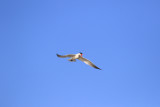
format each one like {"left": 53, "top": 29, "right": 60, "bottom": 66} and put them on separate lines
{"left": 81, "top": 54, "right": 83, "bottom": 57}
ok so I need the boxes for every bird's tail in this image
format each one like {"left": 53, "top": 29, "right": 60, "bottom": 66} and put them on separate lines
{"left": 68, "top": 59, "right": 76, "bottom": 62}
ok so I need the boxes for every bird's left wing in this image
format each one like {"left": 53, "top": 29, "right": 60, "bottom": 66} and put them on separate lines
{"left": 56, "top": 54, "right": 75, "bottom": 58}
{"left": 78, "top": 57, "right": 101, "bottom": 70}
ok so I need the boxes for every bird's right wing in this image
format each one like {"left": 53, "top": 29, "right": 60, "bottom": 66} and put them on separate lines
{"left": 78, "top": 57, "right": 101, "bottom": 70}
{"left": 56, "top": 54, "right": 75, "bottom": 58}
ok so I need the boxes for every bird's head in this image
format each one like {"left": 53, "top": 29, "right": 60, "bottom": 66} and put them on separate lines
{"left": 79, "top": 52, "right": 83, "bottom": 57}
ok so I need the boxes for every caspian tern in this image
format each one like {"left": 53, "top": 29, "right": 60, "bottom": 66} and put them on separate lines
{"left": 56, "top": 52, "right": 101, "bottom": 70}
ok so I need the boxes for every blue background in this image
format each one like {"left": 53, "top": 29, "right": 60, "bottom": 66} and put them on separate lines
{"left": 0, "top": 0, "right": 160, "bottom": 107}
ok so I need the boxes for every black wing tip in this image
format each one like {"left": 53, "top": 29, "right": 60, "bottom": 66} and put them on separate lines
{"left": 98, "top": 68, "right": 102, "bottom": 70}
{"left": 56, "top": 54, "right": 60, "bottom": 57}
{"left": 94, "top": 66, "right": 102, "bottom": 70}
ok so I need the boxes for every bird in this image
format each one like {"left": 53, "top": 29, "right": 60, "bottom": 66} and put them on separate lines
{"left": 56, "top": 52, "right": 101, "bottom": 70}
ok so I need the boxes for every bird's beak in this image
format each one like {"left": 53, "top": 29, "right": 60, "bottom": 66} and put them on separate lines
{"left": 81, "top": 54, "right": 83, "bottom": 57}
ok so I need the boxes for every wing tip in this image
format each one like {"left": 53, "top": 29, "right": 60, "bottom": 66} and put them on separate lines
{"left": 98, "top": 68, "right": 102, "bottom": 70}
{"left": 56, "top": 54, "right": 60, "bottom": 57}
{"left": 94, "top": 66, "right": 102, "bottom": 70}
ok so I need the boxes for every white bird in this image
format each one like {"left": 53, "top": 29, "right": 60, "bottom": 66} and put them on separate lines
{"left": 56, "top": 52, "right": 101, "bottom": 70}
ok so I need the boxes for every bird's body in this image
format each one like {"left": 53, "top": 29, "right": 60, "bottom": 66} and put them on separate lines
{"left": 56, "top": 52, "right": 101, "bottom": 70}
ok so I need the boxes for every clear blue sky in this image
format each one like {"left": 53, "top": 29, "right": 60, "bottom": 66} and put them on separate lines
{"left": 0, "top": 0, "right": 160, "bottom": 107}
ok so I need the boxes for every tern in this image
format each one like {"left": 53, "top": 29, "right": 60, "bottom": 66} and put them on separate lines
{"left": 56, "top": 52, "right": 101, "bottom": 70}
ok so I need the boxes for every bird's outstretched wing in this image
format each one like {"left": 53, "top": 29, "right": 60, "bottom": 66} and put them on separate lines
{"left": 78, "top": 57, "right": 101, "bottom": 70}
{"left": 56, "top": 54, "right": 75, "bottom": 58}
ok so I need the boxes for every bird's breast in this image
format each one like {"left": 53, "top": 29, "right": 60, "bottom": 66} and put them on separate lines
{"left": 74, "top": 54, "right": 80, "bottom": 59}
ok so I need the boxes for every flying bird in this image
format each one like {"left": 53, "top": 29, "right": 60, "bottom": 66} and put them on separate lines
{"left": 56, "top": 52, "right": 101, "bottom": 70}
